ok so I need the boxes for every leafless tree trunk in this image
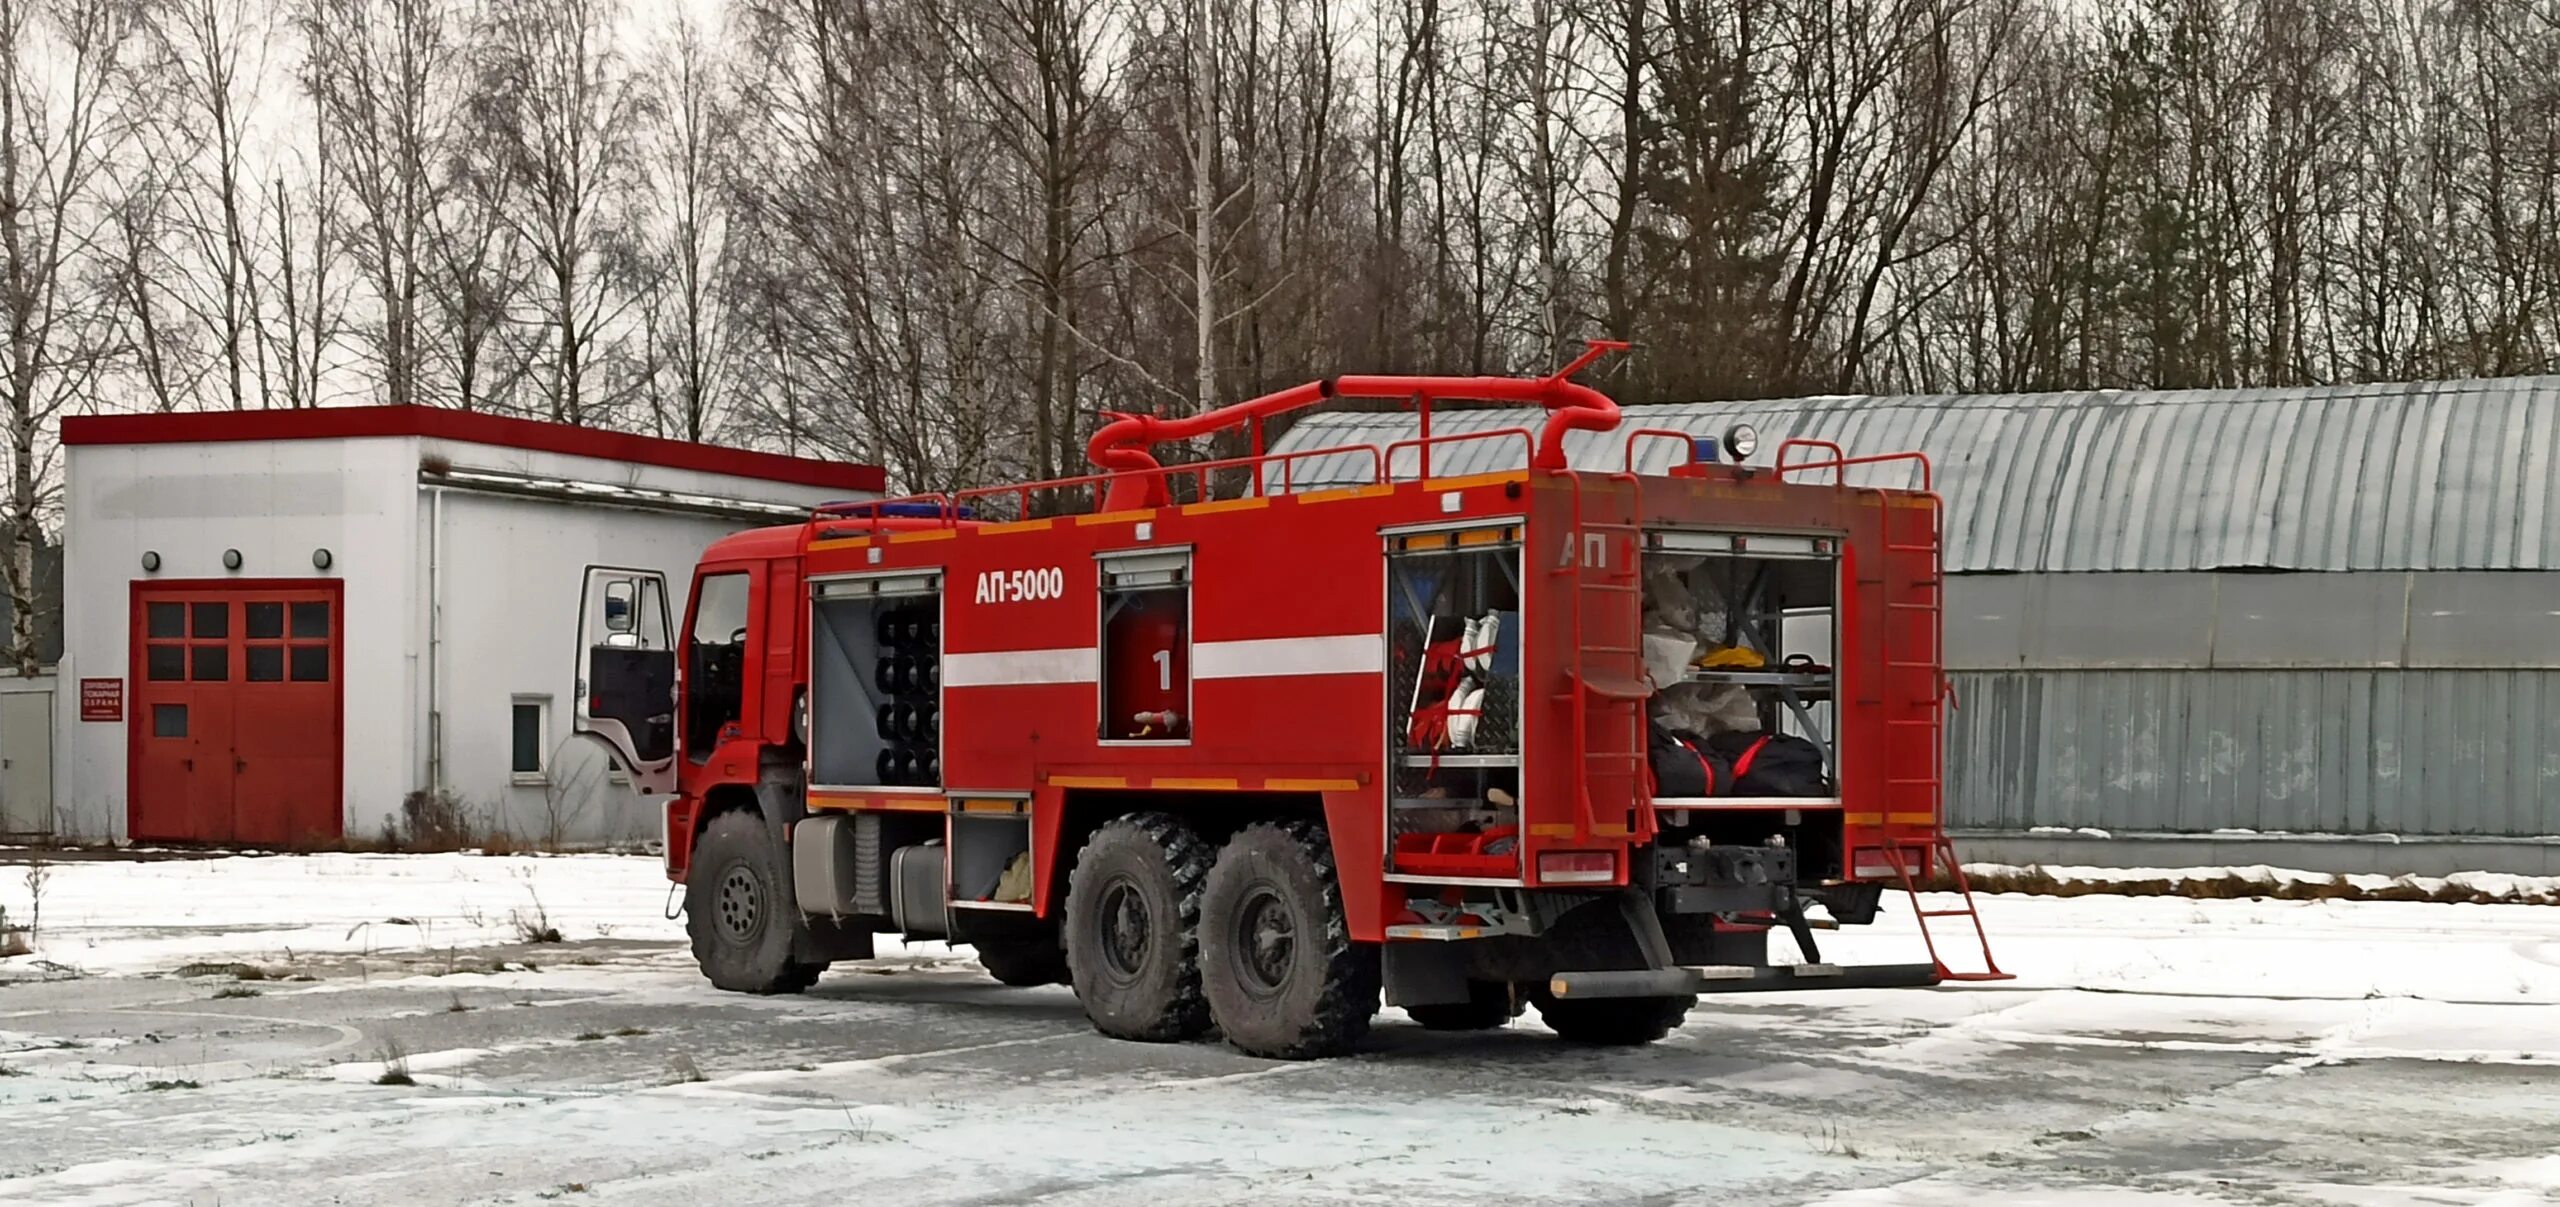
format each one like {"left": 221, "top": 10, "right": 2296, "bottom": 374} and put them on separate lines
{"left": 1184, "top": 0, "right": 1218, "bottom": 416}
{"left": 266, "top": 116, "right": 342, "bottom": 409}
{"left": 146, "top": 0, "right": 271, "bottom": 410}
{"left": 638, "top": 15, "right": 730, "bottom": 442}
{"left": 0, "top": 0, "right": 143, "bottom": 674}
{"left": 482, "top": 0, "right": 648, "bottom": 425}
{"left": 941, "top": 0, "right": 1113, "bottom": 479}
{"left": 299, "top": 0, "right": 456, "bottom": 408}
{"left": 1502, "top": 0, "right": 1587, "bottom": 367}
{"left": 426, "top": 108, "right": 525, "bottom": 412}
{"left": 110, "top": 183, "right": 202, "bottom": 412}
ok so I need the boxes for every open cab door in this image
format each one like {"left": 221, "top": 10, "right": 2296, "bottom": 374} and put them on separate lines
{"left": 575, "top": 566, "right": 678, "bottom": 796}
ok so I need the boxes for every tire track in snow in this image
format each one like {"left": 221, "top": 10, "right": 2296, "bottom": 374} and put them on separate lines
{"left": 104, "top": 1005, "right": 368, "bottom": 1058}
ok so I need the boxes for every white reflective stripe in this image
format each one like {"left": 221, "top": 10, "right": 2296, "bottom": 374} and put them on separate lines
{"left": 942, "top": 647, "right": 1098, "bottom": 687}
{"left": 1192, "top": 635, "right": 1382, "bottom": 680}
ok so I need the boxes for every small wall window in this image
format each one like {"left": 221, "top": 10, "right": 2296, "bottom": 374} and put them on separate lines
{"left": 512, "top": 696, "right": 550, "bottom": 783}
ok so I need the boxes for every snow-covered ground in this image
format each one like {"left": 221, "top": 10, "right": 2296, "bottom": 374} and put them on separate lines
{"left": 1, "top": 851, "right": 2556, "bottom": 1205}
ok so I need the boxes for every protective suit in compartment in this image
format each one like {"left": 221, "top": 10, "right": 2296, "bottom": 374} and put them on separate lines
{"left": 1639, "top": 562, "right": 1758, "bottom": 737}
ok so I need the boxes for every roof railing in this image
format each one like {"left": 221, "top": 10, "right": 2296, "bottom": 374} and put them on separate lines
{"left": 1621, "top": 427, "right": 1700, "bottom": 474}
{"left": 1775, "top": 437, "right": 1935, "bottom": 492}
{"left": 1085, "top": 340, "right": 1630, "bottom": 511}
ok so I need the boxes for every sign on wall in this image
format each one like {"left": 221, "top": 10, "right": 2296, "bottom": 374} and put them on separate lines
{"left": 78, "top": 678, "right": 122, "bottom": 723}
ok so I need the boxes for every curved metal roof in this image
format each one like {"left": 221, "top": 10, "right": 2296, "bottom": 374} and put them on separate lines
{"left": 1266, "top": 377, "right": 2560, "bottom": 573}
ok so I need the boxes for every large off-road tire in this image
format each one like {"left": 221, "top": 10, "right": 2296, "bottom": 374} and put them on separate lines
{"left": 685, "top": 810, "right": 826, "bottom": 994}
{"left": 1531, "top": 990, "right": 1695, "bottom": 1046}
{"left": 1405, "top": 980, "right": 1523, "bottom": 1032}
{"left": 1064, "top": 813, "right": 1213, "bottom": 1041}
{"left": 1198, "top": 820, "right": 1381, "bottom": 1060}
{"left": 976, "top": 938, "right": 1071, "bottom": 987}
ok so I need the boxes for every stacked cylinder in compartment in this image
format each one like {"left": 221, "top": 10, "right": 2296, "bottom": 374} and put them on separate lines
{"left": 872, "top": 604, "right": 942, "bottom": 787}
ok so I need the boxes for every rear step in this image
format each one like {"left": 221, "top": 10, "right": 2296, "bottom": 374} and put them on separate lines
{"left": 1880, "top": 834, "right": 2013, "bottom": 982}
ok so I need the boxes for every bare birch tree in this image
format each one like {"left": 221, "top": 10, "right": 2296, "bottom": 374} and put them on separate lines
{"left": 265, "top": 118, "right": 342, "bottom": 408}
{"left": 480, "top": 0, "right": 649, "bottom": 425}
{"left": 145, "top": 0, "right": 271, "bottom": 410}
{"left": 0, "top": 0, "right": 146, "bottom": 674}
{"left": 299, "top": 0, "right": 459, "bottom": 408}
{"left": 636, "top": 14, "right": 731, "bottom": 442}
{"left": 941, "top": 0, "right": 1115, "bottom": 478}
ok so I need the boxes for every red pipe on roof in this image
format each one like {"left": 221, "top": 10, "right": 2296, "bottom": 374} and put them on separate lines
{"left": 1085, "top": 341, "right": 1628, "bottom": 511}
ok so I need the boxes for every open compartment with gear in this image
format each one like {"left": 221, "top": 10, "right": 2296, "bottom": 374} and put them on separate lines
{"left": 807, "top": 573, "right": 944, "bottom": 791}
{"left": 1639, "top": 530, "right": 1842, "bottom": 852}
{"left": 1384, "top": 524, "right": 1524, "bottom": 881}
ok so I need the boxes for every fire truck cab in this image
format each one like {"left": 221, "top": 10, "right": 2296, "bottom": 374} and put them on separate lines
{"left": 574, "top": 345, "right": 2004, "bottom": 1059}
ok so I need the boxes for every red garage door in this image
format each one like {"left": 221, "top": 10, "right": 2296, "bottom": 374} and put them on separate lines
{"left": 129, "top": 582, "right": 344, "bottom": 847}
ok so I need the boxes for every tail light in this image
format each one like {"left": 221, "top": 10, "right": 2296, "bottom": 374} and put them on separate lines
{"left": 1537, "top": 850, "right": 1618, "bottom": 885}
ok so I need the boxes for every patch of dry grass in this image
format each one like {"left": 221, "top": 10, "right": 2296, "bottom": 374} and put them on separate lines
{"left": 1925, "top": 865, "right": 2558, "bottom": 906}
{"left": 374, "top": 1038, "right": 415, "bottom": 1087}
{"left": 173, "top": 962, "right": 270, "bottom": 981}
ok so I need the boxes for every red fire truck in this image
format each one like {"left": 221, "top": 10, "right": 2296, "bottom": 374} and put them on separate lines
{"left": 573, "top": 344, "right": 2005, "bottom": 1059}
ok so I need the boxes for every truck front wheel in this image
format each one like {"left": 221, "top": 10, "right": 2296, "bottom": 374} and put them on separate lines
{"left": 1064, "top": 813, "right": 1212, "bottom": 1041}
{"left": 686, "top": 809, "right": 825, "bottom": 994}
{"left": 1198, "top": 821, "right": 1380, "bottom": 1059}
{"left": 1531, "top": 990, "right": 1695, "bottom": 1045}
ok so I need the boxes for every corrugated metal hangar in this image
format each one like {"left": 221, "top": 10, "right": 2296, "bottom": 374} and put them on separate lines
{"left": 1271, "top": 377, "right": 2560, "bottom": 874}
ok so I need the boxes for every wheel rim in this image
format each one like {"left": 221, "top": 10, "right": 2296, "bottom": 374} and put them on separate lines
{"left": 716, "top": 865, "right": 762, "bottom": 944}
{"left": 1098, "top": 876, "right": 1152, "bottom": 979}
{"left": 1230, "top": 884, "right": 1295, "bottom": 996}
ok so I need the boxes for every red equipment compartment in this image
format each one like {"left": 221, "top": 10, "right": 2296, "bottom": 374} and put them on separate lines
{"left": 1102, "top": 587, "right": 1189, "bottom": 739}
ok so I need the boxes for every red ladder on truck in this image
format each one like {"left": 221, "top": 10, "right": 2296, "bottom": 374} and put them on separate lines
{"left": 1555, "top": 470, "right": 1651, "bottom": 842}
{"left": 1869, "top": 479, "right": 2009, "bottom": 982}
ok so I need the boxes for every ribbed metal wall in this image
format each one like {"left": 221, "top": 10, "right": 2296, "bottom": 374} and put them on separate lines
{"left": 1271, "top": 376, "right": 2560, "bottom": 573}
{"left": 1944, "top": 571, "right": 2560, "bottom": 670}
{"left": 1948, "top": 670, "right": 2560, "bottom": 837}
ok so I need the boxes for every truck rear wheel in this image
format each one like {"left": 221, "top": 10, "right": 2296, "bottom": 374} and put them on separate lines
{"left": 976, "top": 938, "right": 1070, "bottom": 987}
{"left": 1405, "top": 980, "right": 1522, "bottom": 1032}
{"left": 686, "top": 809, "right": 826, "bottom": 995}
{"left": 1531, "top": 990, "right": 1695, "bottom": 1045}
{"left": 1198, "top": 821, "right": 1380, "bottom": 1060}
{"left": 1064, "top": 813, "right": 1212, "bottom": 1041}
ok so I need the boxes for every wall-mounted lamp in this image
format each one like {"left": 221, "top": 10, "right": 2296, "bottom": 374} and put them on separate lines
{"left": 222, "top": 549, "right": 243, "bottom": 571}
{"left": 312, "top": 548, "right": 334, "bottom": 570}
{"left": 140, "top": 551, "right": 161, "bottom": 573}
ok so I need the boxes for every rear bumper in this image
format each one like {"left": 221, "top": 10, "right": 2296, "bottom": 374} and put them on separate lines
{"left": 1547, "top": 961, "right": 1942, "bottom": 999}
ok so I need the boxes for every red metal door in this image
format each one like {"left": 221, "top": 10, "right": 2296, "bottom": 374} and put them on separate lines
{"left": 130, "top": 583, "right": 343, "bottom": 847}
{"left": 132, "top": 596, "right": 236, "bottom": 843}
{"left": 232, "top": 591, "right": 342, "bottom": 846}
